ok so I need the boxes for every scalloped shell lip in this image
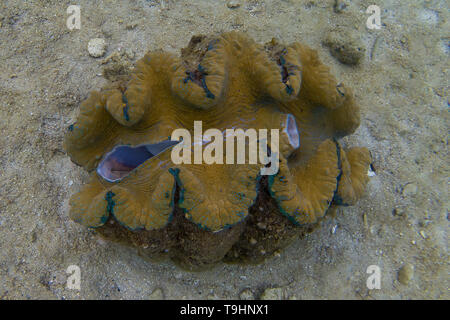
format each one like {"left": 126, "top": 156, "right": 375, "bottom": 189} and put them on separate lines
{"left": 96, "top": 140, "right": 181, "bottom": 183}
{"left": 278, "top": 49, "right": 302, "bottom": 97}
{"left": 173, "top": 168, "right": 261, "bottom": 233}
{"left": 171, "top": 36, "right": 227, "bottom": 109}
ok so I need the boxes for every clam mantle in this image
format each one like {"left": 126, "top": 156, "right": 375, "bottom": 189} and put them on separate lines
{"left": 64, "top": 32, "right": 372, "bottom": 270}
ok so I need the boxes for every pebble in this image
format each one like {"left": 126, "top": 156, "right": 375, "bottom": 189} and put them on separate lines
{"left": 370, "top": 225, "right": 378, "bottom": 235}
{"left": 227, "top": 1, "right": 241, "bottom": 9}
{"left": 125, "top": 48, "right": 135, "bottom": 59}
{"left": 260, "top": 287, "right": 284, "bottom": 300}
{"left": 431, "top": 143, "right": 440, "bottom": 154}
{"left": 239, "top": 288, "right": 255, "bottom": 300}
{"left": 174, "top": 273, "right": 183, "bottom": 279}
{"left": 30, "top": 231, "right": 37, "bottom": 243}
{"left": 402, "top": 183, "right": 418, "bottom": 196}
{"left": 88, "top": 38, "right": 107, "bottom": 58}
{"left": 256, "top": 222, "right": 267, "bottom": 229}
{"left": 333, "top": 0, "right": 348, "bottom": 13}
{"left": 148, "top": 288, "right": 164, "bottom": 300}
{"left": 392, "top": 207, "right": 405, "bottom": 216}
{"left": 419, "top": 219, "right": 431, "bottom": 227}
{"left": 323, "top": 29, "right": 365, "bottom": 65}
{"left": 249, "top": 238, "right": 257, "bottom": 245}
{"left": 331, "top": 224, "right": 338, "bottom": 234}
{"left": 363, "top": 213, "right": 369, "bottom": 229}
{"left": 398, "top": 263, "right": 414, "bottom": 285}
{"left": 126, "top": 21, "right": 138, "bottom": 30}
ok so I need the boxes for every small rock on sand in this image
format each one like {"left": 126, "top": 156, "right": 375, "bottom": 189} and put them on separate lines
{"left": 239, "top": 288, "right": 255, "bottom": 300}
{"left": 88, "top": 38, "right": 107, "bottom": 58}
{"left": 398, "top": 263, "right": 414, "bottom": 285}
{"left": 126, "top": 21, "right": 138, "bottom": 30}
{"left": 227, "top": 1, "right": 241, "bottom": 9}
{"left": 392, "top": 207, "right": 405, "bottom": 216}
{"left": 148, "top": 288, "right": 164, "bottom": 300}
{"left": 260, "top": 287, "right": 284, "bottom": 300}
{"left": 402, "top": 183, "right": 418, "bottom": 196}
{"left": 323, "top": 29, "right": 365, "bottom": 65}
{"left": 333, "top": 0, "right": 348, "bottom": 13}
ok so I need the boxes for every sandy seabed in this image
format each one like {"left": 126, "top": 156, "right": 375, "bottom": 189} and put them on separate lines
{"left": 0, "top": 0, "right": 448, "bottom": 299}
